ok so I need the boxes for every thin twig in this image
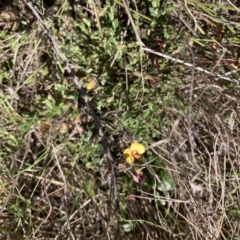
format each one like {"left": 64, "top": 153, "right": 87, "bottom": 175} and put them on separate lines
{"left": 22, "top": 0, "right": 119, "bottom": 206}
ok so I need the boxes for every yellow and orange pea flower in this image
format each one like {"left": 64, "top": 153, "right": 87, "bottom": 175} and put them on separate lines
{"left": 123, "top": 142, "right": 146, "bottom": 164}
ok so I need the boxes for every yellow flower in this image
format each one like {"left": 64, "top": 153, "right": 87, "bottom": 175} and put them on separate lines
{"left": 123, "top": 148, "right": 134, "bottom": 164}
{"left": 123, "top": 142, "right": 145, "bottom": 164}
{"left": 86, "top": 79, "right": 97, "bottom": 90}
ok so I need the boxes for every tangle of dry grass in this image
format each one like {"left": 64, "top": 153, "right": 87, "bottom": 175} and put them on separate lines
{"left": 0, "top": 0, "right": 240, "bottom": 239}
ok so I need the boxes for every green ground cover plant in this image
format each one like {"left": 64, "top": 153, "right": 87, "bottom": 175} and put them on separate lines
{"left": 0, "top": 0, "right": 240, "bottom": 239}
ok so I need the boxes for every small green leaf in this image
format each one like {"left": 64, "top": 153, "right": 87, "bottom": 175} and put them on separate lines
{"left": 44, "top": 99, "right": 54, "bottom": 109}
{"left": 112, "top": 19, "right": 119, "bottom": 29}
{"left": 121, "top": 221, "right": 134, "bottom": 233}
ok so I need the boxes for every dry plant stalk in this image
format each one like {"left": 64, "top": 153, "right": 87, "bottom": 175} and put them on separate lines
{"left": 22, "top": 0, "right": 119, "bottom": 215}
